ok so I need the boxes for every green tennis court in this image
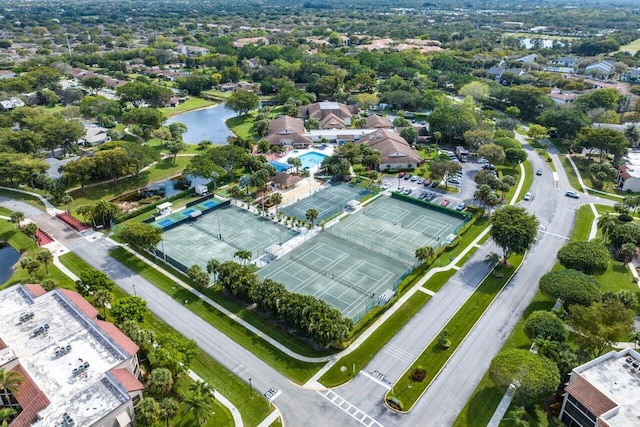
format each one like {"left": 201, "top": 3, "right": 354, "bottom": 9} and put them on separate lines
{"left": 160, "top": 205, "right": 299, "bottom": 270}
{"left": 280, "top": 182, "right": 373, "bottom": 223}
{"left": 258, "top": 232, "right": 408, "bottom": 320}
{"left": 331, "top": 196, "right": 466, "bottom": 264}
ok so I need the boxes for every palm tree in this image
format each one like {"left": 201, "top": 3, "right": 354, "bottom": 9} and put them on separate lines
{"left": 20, "top": 257, "right": 40, "bottom": 280}
{"left": 415, "top": 246, "right": 435, "bottom": 264}
{"left": 36, "top": 249, "right": 53, "bottom": 276}
{"left": 190, "top": 380, "right": 214, "bottom": 397}
{"left": 182, "top": 389, "right": 213, "bottom": 425}
{"left": 620, "top": 242, "right": 637, "bottom": 263}
{"left": 135, "top": 397, "right": 161, "bottom": 427}
{"left": 93, "top": 289, "right": 112, "bottom": 319}
{"left": 269, "top": 192, "right": 283, "bottom": 214}
{"left": 233, "top": 250, "right": 252, "bottom": 265}
{"left": 23, "top": 223, "right": 38, "bottom": 241}
{"left": 483, "top": 252, "right": 501, "bottom": 268}
{"left": 305, "top": 208, "right": 319, "bottom": 227}
{"left": 598, "top": 214, "right": 617, "bottom": 244}
{"left": 503, "top": 406, "right": 530, "bottom": 427}
{"left": 206, "top": 259, "right": 221, "bottom": 283}
{"left": 0, "top": 408, "right": 17, "bottom": 427}
{"left": 147, "top": 368, "right": 173, "bottom": 398}
{"left": 0, "top": 368, "right": 24, "bottom": 407}
{"left": 9, "top": 212, "right": 24, "bottom": 229}
{"left": 159, "top": 397, "right": 178, "bottom": 427}
{"left": 60, "top": 194, "right": 73, "bottom": 213}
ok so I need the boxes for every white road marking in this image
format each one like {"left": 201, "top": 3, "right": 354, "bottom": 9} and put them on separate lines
{"left": 361, "top": 371, "right": 392, "bottom": 390}
{"left": 383, "top": 343, "right": 415, "bottom": 364}
{"left": 417, "top": 287, "right": 435, "bottom": 296}
{"left": 538, "top": 229, "right": 570, "bottom": 240}
{"left": 318, "top": 390, "right": 384, "bottom": 427}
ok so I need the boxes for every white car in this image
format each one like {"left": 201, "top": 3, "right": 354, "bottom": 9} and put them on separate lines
{"left": 381, "top": 183, "right": 391, "bottom": 189}
{"left": 524, "top": 192, "right": 532, "bottom": 201}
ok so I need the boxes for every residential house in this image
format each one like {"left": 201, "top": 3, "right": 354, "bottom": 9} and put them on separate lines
{"left": 264, "top": 115, "right": 312, "bottom": 149}
{"left": 80, "top": 125, "right": 111, "bottom": 146}
{"left": 547, "top": 87, "right": 580, "bottom": 104}
{"left": 486, "top": 61, "right": 528, "bottom": 84}
{"left": 555, "top": 56, "right": 579, "bottom": 68}
{"left": 319, "top": 113, "right": 346, "bottom": 130}
{"left": 365, "top": 115, "right": 393, "bottom": 129}
{"left": 585, "top": 60, "right": 616, "bottom": 78}
{"left": 0, "top": 96, "right": 25, "bottom": 111}
{"left": 559, "top": 348, "right": 640, "bottom": 427}
{"left": 515, "top": 54, "right": 538, "bottom": 64}
{"left": 362, "top": 129, "right": 423, "bottom": 170}
{"left": 233, "top": 37, "right": 268, "bottom": 48}
{"left": 175, "top": 44, "right": 210, "bottom": 57}
{"left": 617, "top": 151, "right": 640, "bottom": 192}
{"left": 620, "top": 68, "right": 640, "bottom": 83}
{"left": 298, "top": 101, "right": 358, "bottom": 126}
{"left": 0, "top": 284, "right": 142, "bottom": 427}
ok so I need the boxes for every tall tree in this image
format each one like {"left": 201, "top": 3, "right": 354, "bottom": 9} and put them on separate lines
{"left": 225, "top": 90, "right": 259, "bottom": 116}
{"left": 415, "top": 246, "right": 435, "bottom": 264}
{"left": 0, "top": 368, "right": 24, "bottom": 407}
{"left": 147, "top": 368, "right": 174, "bottom": 398}
{"left": 135, "top": 397, "right": 161, "bottom": 427}
{"left": 568, "top": 301, "right": 634, "bottom": 358}
{"left": 75, "top": 269, "right": 115, "bottom": 297}
{"left": 9, "top": 211, "right": 24, "bottom": 229}
{"left": 159, "top": 398, "right": 178, "bottom": 427}
{"left": 490, "top": 206, "right": 539, "bottom": 262}
{"left": 306, "top": 208, "right": 319, "bottom": 227}
{"left": 36, "top": 249, "right": 53, "bottom": 276}
{"left": 92, "top": 289, "right": 112, "bottom": 320}
{"left": 118, "top": 222, "right": 162, "bottom": 250}
{"left": 110, "top": 296, "right": 148, "bottom": 325}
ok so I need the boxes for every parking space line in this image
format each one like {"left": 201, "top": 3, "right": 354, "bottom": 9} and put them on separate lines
{"left": 317, "top": 390, "right": 384, "bottom": 427}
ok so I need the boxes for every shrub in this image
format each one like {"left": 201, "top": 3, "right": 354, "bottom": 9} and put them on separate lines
{"left": 556, "top": 240, "right": 609, "bottom": 275}
{"left": 523, "top": 311, "right": 565, "bottom": 342}
{"left": 410, "top": 366, "right": 427, "bottom": 382}
{"left": 386, "top": 397, "right": 404, "bottom": 411}
{"left": 619, "top": 214, "right": 633, "bottom": 222}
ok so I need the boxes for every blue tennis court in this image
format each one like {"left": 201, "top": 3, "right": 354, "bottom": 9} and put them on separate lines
{"left": 269, "top": 161, "right": 290, "bottom": 172}
{"left": 157, "top": 218, "right": 174, "bottom": 228}
{"left": 182, "top": 208, "right": 195, "bottom": 217}
{"left": 203, "top": 200, "right": 217, "bottom": 209}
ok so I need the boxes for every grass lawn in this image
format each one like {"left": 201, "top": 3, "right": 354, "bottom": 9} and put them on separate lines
{"left": 201, "top": 89, "right": 234, "bottom": 100}
{"left": 0, "top": 188, "right": 48, "bottom": 210}
{"left": 0, "top": 219, "right": 36, "bottom": 252}
{"left": 109, "top": 247, "right": 324, "bottom": 384}
{"left": 320, "top": 292, "right": 431, "bottom": 387}
{"left": 0, "top": 206, "right": 14, "bottom": 216}
{"left": 226, "top": 114, "right": 257, "bottom": 140}
{"left": 619, "top": 37, "right": 640, "bottom": 55}
{"left": 571, "top": 205, "right": 594, "bottom": 240}
{"left": 57, "top": 252, "right": 270, "bottom": 427}
{"left": 387, "top": 254, "right": 524, "bottom": 411}
{"left": 68, "top": 157, "right": 190, "bottom": 213}
{"left": 145, "top": 137, "right": 203, "bottom": 156}
{"left": 159, "top": 97, "right": 216, "bottom": 118}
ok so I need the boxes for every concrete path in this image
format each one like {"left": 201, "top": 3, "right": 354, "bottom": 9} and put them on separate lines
{"left": 588, "top": 203, "right": 600, "bottom": 241}
{"left": 188, "top": 370, "right": 245, "bottom": 427}
{"left": 565, "top": 155, "right": 624, "bottom": 199}
{"left": 0, "top": 186, "right": 62, "bottom": 216}
{"left": 486, "top": 384, "right": 516, "bottom": 427}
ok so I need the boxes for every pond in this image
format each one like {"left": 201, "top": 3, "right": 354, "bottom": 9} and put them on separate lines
{"left": 166, "top": 104, "right": 235, "bottom": 145}
{"left": 0, "top": 244, "right": 20, "bottom": 285}
{"left": 144, "top": 175, "right": 211, "bottom": 198}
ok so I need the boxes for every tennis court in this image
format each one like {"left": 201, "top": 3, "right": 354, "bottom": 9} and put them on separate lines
{"left": 280, "top": 182, "right": 373, "bottom": 223}
{"left": 258, "top": 232, "right": 408, "bottom": 320}
{"left": 160, "top": 205, "right": 299, "bottom": 270}
{"left": 330, "top": 196, "right": 467, "bottom": 265}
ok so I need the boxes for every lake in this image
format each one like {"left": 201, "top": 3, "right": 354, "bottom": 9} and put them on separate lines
{"left": 0, "top": 244, "right": 20, "bottom": 285}
{"left": 166, "top": 103, "right": 235, "bottom": 145}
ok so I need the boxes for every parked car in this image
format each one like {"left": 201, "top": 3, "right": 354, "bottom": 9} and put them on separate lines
{"left": 456, "top": 202, "right": 466, "bottom": 211}
{"left": 440, "top": 199, "right": 450, "bottom": 207}
{"left": 398, "top": 171, "right": 406, "bottom": 178}
{"left": 416, "top": 178, "right": 425, "bottom": 184}
{"left": 482, "top": 164, "right": 496, "bottom": 170}
{"left": 431, "top": 181, "right": 440, "bottom": 188}
{"left": 381, "top": 183, "right": 391, "bottom": 189}
{"left": 565, "top": 190, "right": 580, "bottom": 199}
{"left": 524, "top": 192, "right": 532, "bottom": 201}
{"left": 447, "top": 178, "right": 461, "bottom": 185}
{"left": 423, "top": 180, "right": 432, "bottom": 187}
{"left": 536, "top": 168, "right": 542, "bottom": 176}
{"left": 410, "top": 175, "right": 419, "bottom": 182}
{"left": 426, "top": 193, "right": 436, "bottom": 201}
{"left": 478, "top": 157, "right": 488, "bottom": 164}
{"left": 404, "top": 173, "right": 412, "bottom": 180}
{"left": 403, "top": 188, "right": 412, "bottom": 195}
{"left": 418, "top": 192, "right": 427, "bottom": 200}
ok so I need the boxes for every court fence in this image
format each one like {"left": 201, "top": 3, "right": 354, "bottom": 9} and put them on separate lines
{"left": 329, "top": 226, "right": 417, "bottom": 266}
{"left": 147, "top": 199, "right": 231, "bottom": 232}
{"left": 390, "top": 191, "right": 471, "bottom": 234}
{"left": 146, "top": 247, "right": 189, "bottom": 274}
{"left": 351, "top": 300, "right": 377, "bottom": 324}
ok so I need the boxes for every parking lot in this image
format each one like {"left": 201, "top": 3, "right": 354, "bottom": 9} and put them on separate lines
{"left": 380, "top": 155, "right": 483, "bottom": 210}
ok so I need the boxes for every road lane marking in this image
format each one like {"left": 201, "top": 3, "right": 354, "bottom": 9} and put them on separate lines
{"left": 361, "top": 371, "right": 392, "bottom": 390}
{"left": 384, "top": 344, "right": 415, "bottom": 364}
{"left": 317, "top": 390, "right": 384, "bottom": 427}
{"left": 538, "top": 230, "right": 570, "bottom": 240}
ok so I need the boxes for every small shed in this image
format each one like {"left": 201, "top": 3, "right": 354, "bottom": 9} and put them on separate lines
{"left": 345, "top": 200, "right": 360, "bottom": 211}
{"left": 156, "top": 202, "right": 173, "bottom": 216}
{"left": 195, "top": 184, "right": 208, "bottom": 196}
{"left": 271, "top": 172, "right": 302, "bottom": 189}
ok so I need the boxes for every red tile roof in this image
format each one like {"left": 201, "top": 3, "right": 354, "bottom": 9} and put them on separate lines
{"left": 11, "top": 364, "right": 51, "bottom": 427}
{"left": 565, "top": 375, "right": 618, "bottom": 416}
{"left": 24, "top": 284, "right": 47, "bottom": 298}
{"left": 96, "top": 320, "right": 139, "bottom": 357}
{"left": 110, "top": 368, "right": 144, "bottom": 392}
{"left": 60, "top": 289, "right": 99, "bottom": 319}
{"left": 0, "top": 337, "right": 6, "bottom": 350}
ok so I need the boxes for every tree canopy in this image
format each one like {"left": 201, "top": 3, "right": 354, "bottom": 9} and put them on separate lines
{"left": 523, "top": 311, "right": 565, "bottom": 342}
{"left": 225, "top": 90, "right": 259, "bottom": 116}
{"left": 539, "top": 269, "right": 602, "bottom": 307}
{"left": 556, "top": 240, "right": 609, "bottom": 275}
{"left": 490, "top": 206, "right": 539, "bottom": 260}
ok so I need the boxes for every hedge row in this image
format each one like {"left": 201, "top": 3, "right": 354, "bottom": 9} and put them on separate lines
{"left": 114, "top": 188, "right": 194, "bottom": 223}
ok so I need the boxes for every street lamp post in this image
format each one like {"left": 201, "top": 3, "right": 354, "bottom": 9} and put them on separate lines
{"left": 132, "top": 284, "right": 137, "bottom": 296}
{"left": 249, "top": 378, "right": 253, "bottom": 399}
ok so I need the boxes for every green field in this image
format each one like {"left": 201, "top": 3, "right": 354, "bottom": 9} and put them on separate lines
{"left": 159, "top": 97, "right": 216, "bottom": 118}
{"left": 619, "top": 37, "right": 640, "bottom": 55}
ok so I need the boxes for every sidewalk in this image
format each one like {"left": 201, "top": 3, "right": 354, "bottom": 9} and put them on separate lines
{"left": 565, "top": 156, "right": 624, "bottom": 199}
{"left": 188, "top": 370, "right": 245, "bottom": 427}
{"left": 0, "top": 186, "right": 63, "bottom": 216}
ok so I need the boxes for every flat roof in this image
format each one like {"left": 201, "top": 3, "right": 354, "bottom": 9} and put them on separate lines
{"left": 0, "top": 285, "right": 132, "bottom": 426}
{"left": 624, "top": 151, "right": 640, "bottom": 179}
{"left": 574, "top": 349, "right": 640, "bottom": 426}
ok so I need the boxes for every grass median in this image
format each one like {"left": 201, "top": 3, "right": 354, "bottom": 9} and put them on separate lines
{"left": 109, "top": 247, "right": 324, "bottom": 384}
{"left": 386, "top": 253, "right": 524, "bottom": 412}
{"left": 58, "top": 252, "right": 271, "bottom": 427}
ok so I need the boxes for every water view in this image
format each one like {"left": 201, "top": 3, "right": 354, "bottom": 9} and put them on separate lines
{"left": 144, "top": 175, "right": 211, "bottom": 198}
{"left": 166, "top": 103, "right": 235, "bottom": 145}
{"left": 0, "top": 244, "right": 20, "bottom": 285}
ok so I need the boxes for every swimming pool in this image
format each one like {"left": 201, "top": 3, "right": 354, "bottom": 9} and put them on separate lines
{"left": 157, "top": 218, "right": 174, "bottom": 228}
{"left": 296, "top": 152, "right": 328, "bottom": 169}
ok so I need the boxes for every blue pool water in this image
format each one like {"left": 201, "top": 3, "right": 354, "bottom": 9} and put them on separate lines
{"left": 157, "top": 218, "right": 174, "bottom": 228}
{"left": 203, "top": 200, "right": 218, "bottom": 209}
{"left": 269, "top": 161, "right": 291, "bottom": 173}
{"left": 182, "top": 209, "right": 195, "bottom": 217}
{"left": 296, "top": 152, "right": 328, "bottom": 169}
